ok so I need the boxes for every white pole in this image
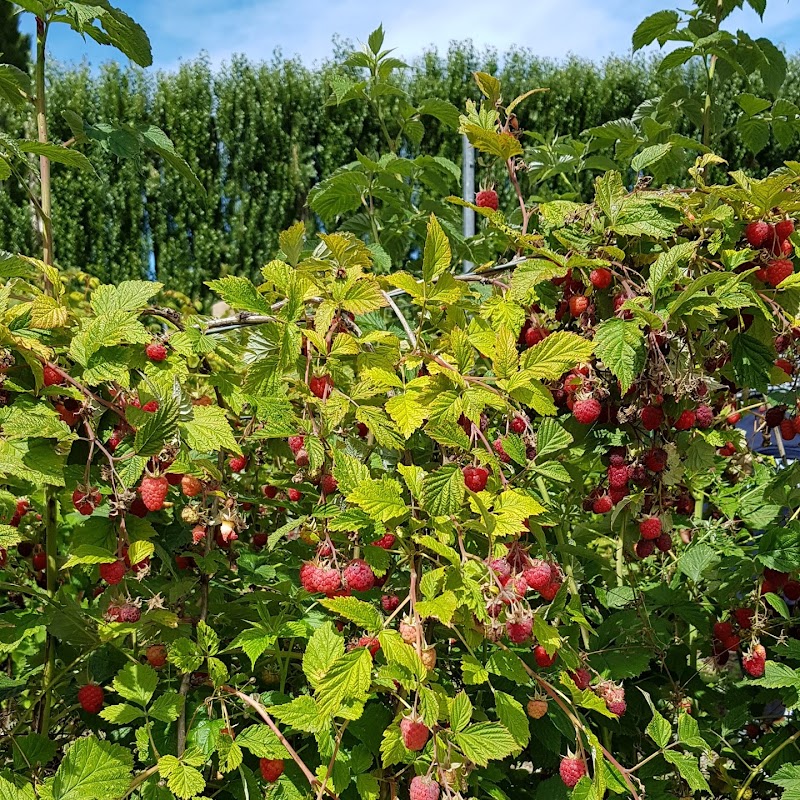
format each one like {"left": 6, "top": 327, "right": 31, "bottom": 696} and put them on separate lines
{"left": 462, "top": 134, "right": 475, "bottom": 273}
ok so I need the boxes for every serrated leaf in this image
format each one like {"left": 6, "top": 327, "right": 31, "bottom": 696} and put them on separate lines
{"left": 112, "top": 663, "right": 158, "bottom": 707}
{"left": 50, "top": 736, "right": 133, "bottom": 800}
{"left": 593, "top": 318, "right": 646, "bottom": 394}
{"left": 422, "top": 214, "right": 451, "bottom": 283}
{"left": 268, "top": 696, "right": 326, "bottom": 733}
{"left": 415, "top": 591, "right": 458, "bottom": 626}
{"left": 321, "top": 597, "right": 383, "bottom": 633}
{"left": 521, "top": 331, "right": 593, "bottom": 380}
{"left": 149, "top": 692, "right": 184, "bottom": 723}
{"left": 61, "top": 545, "right": 117, "bottom": 570}
{"left": 454, "top": 722, "right": 517, "bottom": 766}
{"left": 378, "top": 630, "right": 427, "bottom": 680}
{"left": 347, "top": 478, "right": 408, "bottom": 522}
{"left": 236, "top": 725, "right": 288, "bottom": 759}
{"left": 316, "top": 649, "right": 373, "bottom": 717}
{"left": 663, "top": 750, "right": 710, "bottom": 792}
{"left": 230, "top": 628, "right": 275, "bottom": 670}
{"left": 91, "top": 281, "right": 163, "bottom": 315}
{"left": 181, "top": 405, "right": 240, "bottom": 455}
{"left": 495, "top": 691, "right": 530, "bottom": 750}
{"left": 385, "top": 391, "right": 427, "bottom": 438}
{"left": 632, "top": 9, "right": 679, "bottom": 49}
{"left": 421, "top": 465, "right": 464, "bottom": 517}
{"left": 158, "top": 756, "right": 206, "bottom": 800}
{"left": 98, "top": 703, "right": 144, "bottom": 724}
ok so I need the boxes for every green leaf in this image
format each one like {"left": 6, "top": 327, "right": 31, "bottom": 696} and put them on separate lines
{"left": 632, "top": 10, "right": 679, "bottom": 50}
{"left": 60, "top": 545, "right": 117, "bottom": 570}
{"left": 17, "top": 140, "right": 94, "bottom": 172}
{"left": 422, "top": 214, "right": 451, "bottom": 283}
{"left": 149, "top": 692, "right": 184, "bottom": 723}
{"left": 731, "top": 333, "right": 774, "bottom": 393}
{"left": 377, "top": 630, "right": 427, "bottom": 679}
{"left": 449, "top": 691, "right": 473, "bottom": 733}
{"left": 230, "top": 627, "right": 275, "bottom": 670}
{"left": 495, "top": 691, "right": 530, "bottom": 750}
{"left": 321, "top": 597, "right": 383, "bottom": 633}
{"left": 677, "top": 712, "right": 707, "bottom": 750}
{"left": 385, "top": 392, "right": 427, "bottom": 438}
{"left": 454, "top": 722, "right": 517, "bottom": 767}
{"left": 663, "top": 750, "right": 710, "bottom": 792}
{"left": 462, "top": 655, "right": 489, "bottom": 685}
{"left": 647, "top": 241, "right": 698, "bottom": 295}
{"left": 765, "top": 592, "right": 791, "bottom": 620}
{"left": 167, "top": 638, "right": 203, "bottom": 673}
{"left": 236, "top": 725, "right": 288, "bottom": 759}
{"left": 421, "top": 465, "right": 465, "bottom": 517}
{"left": 316, "top": 649, "right": 373, "bottom": 718}
{"left": 521, "top": 331, "right": 594, "bottom": 380}
{"left": 49, "top": 736, "right": 133, "bottom": 800}
{"left": 677, "top": 543, "right": 720, "bottom": 583}
{"left": 0, "top": 64, "right": 31, "bottom": 109}
{"left": 415, "top": 591, "right": 458, "bottom": 626}
{"left": 206, "top": 276, "right": 274, "bottom": 315}
{"left": 98, "top": 703, "right": 144, "bottom": 724}
{"left": 646, "top": 707, "right": 672, "bottom": 748}
{"left": 268, "top": 696, "right": 326, "bottom": 733}
{"left": 90, "top": 280, "right": 162, "bottom": 314}
{"left": 131, "top": 396, "right": 180, "bottom": 457}
{"left": 533, "top": 616, "right": 561, "bottom": 657}
{"left": 535, "top": 418, "right": 573, "bottom": 459}
{"left": 486, "top": 650, "right": 530, "bottom": 684}
{"left": 769, "top": 763, "right": 800, "bottom": 799}
{"left": 158, "top": 756, "right": 205, "bottom": 800}
{"left": 631, "top": 143, "right": 672, "bottom": 173}
{"left": 112, "top": 663, "right": 158, "bottom": 707}
{"left": 347, "top": 478, "right": 408, "bottom": 523}
{"left": 181, "top": 405, "right": 240, "bottom": 455}
{"left": 593, "top": 319, "right": 646, "bottom": 394}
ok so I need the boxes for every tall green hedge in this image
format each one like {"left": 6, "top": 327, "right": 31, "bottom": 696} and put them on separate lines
{"left": 2, "top": 44, "right": 799, "bottom": 302}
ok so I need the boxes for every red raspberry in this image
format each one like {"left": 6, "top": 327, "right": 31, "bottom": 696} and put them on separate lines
{"left": 463, "top": 466, "right": 489, "bottom": 492}
{"left": 77, "top": 683, "right": 104, "bottom": 714}
{"left": 510, "top": 416, "right": 526, "bottom": 434}
{"left": 356, "top": 636, "right": 380, "bottom": 657}
{"left": 776, "top": 219, "right": 795, "bottom": 241}
{"left": 743, "top": 644, "right": 766, "bottom": 677}
{"left": 316, "top": 567, "right": 342, "bottom": 596}
{"left": 400, "top": 716, "right": 430, "bottom": 751}
{"left": 745, "top": 221, "right": 771, "bottom": 247}
{"left": 590, "top": 268, "right": 612, "bottom": 289}
{"left": 373, "top": 533, "right": 396, "bottom": 549}
{"left": 317, "top": 474, "right": 337, "bottom": 495}
{"left": 287, "top": 488, "right": 302, "bottom": 502}
{"left": 572, "top": 398, "right": 601, "bottom": 425}
{"left": 259, "top": 758, "right": 284, "bottom": 783}
{"left": 559, "top": 756, "right": 587, "bottom": 788}
{"left": 784, "top": 580, "right": 800, "bottom": 601}
{"left": 713, "top": 621, "right": 733, "bottom": 641}
{"left": 175, "top": 555, "right": 194, "bottom": 570}
{"left": 300, "top": 562, "right": 320, "bottom": 592}
{"left": 141, "top": 400, "right": 159, "bottom": 412}
{"left": 569, "top": 295, "right": 589, "bottom": 316}
{"left": 32, "top": 552, "right": 46, "bottom": 571}
{"left": 493, "top": 438, "right": 511, "bottom": 463}
{"left": 607, "top": 464, "right": 629, "bottom": 489}
{"left": 43, "top": 363, "right": 63, "bottom": 387}
{"left": 108, "top": 427, "right": 125, "bottom": 451}
{"left": 635, "top": 539, "right": 655, "bottom": 559}
{"left": 640, "top": 405, "right": 664, "bottom": 431}
{"left": 570, "top": 668, "right": 591, "bottom": 690}
{"left": 524, "top": 326, "right": 549, "bottom": 347}
{"left": 506, "top": 616, "right": 533, "bottom": 644}
{"left": 140, "top": 475, "right": 169, "bottom": 511}
{"left": 145, "top": 342, "right": 167, "bottom": 362}
{"left": 694, "top": 405, "right": 714, "bottom": 429}
{"left": 764, "top": 568, "right": 789, "bottom": 588}
{"left": 475, "top": 188, "right": 499, "bottom": 210}
{"left": 523, "top": 560, "right": 552, "bottom": 592}
{"left": 118, "top": 604, "right": 141, "bottom": 623}
{"left": 673, "top": 409, "right": 696, "bottom": 431}
{"left": 539, "top": 579, "right": 562, "bottom": 601}
{"left": 72, "top": 486, "right": 101, "bottom": 516}
{"left": 381, "top": 594, "right": 401, "bottom": 613}
{"left": 592, "top": 495, "right": 613, "bottom": 514}
{"left": 655, "top": 532, "right": 672, "bottom": 552}
{"left": 780, "top": 418, "right": 796, "bottom": 441}
{"left": 608, "top": 447, "right": 627, "bottom": 466}
{"left": 609, "top": 487, "right": 628, "bottom": 505}
{"left": 181, "top": 475, "right": 203, "bottom": 497}
{"left": 644, "top": 448, "right": 667, "bottom": 472}
{"left": 734, "top": 607, "right": 754, "bottom": 629}
{"left": 309, "top": 374, "right": 334, "bottom": 399}
{"left": 229, "top": 455, "right": 247, "bottom": 472}
{"left": 146, "top": 644, "right": 167, "bottom": 668}
{"left": 288, "top": 435, "right": 305, "bottom": 454}
{"left": 533, "top": 645, "right": 557, "bottom": 668}
{"left": 262, "top": 484, "right": 278, "bottom": 499}
{"left": 639, "top": 517, "right": 662, "bottom": 540}
{"left": 99, "top": 559, "right": 126, "bottom": 585}
{"left": 409, "top": 776, "right": 440, "bottom": 800}
{"left": 766, "top": 258, "right": 794, "bottom": 287}
{"left": 356, "top": 422, "right": 369, "bottom": 438}
{"left": 344, "top": 559, "right": 375, "bottom": 592}
{"left": 489, "top": 557, "right": 511, "bottom": 586}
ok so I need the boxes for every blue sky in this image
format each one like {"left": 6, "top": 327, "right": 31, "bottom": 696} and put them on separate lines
{"left": 33, "top": 0, "right": 800, "bottom": 71}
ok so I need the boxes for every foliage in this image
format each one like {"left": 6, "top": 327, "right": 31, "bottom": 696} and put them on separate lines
{"left": 1, "top": 2, "right": 800, "bottom": 800}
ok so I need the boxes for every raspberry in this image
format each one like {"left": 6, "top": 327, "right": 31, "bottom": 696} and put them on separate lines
{"left": 784, "top": 580, "right": 800, "bottom": 601}
{"left": 356, "top": 422, "right": 369, "bottom": 438}
{"left": 493, "top": 438, "right": 511, "bottom": 463}
{"left": 99, "top": 560, "right": 126, "bottom": 585}
{"left": 259, "top": 758, "right": 284, "bottom": 783}
{"left": 766, "top": 258, "right": 794, "bottom": 287}
{"left": 409, "top": 776, "right": 440, "bottom": 800}
{"left": 300, "top": 562, "right": 320, "bottom": 592}
{"left": 145, "top": 342, "right": 167, "bottom": 362}
{"left": 776, "top": 219, "right": 795, "bottom": 241}
{"left": 119, "top": 604, "right": 141, "bottom": 623}
{"left": 140, "top": 475, "right": 169, "bottom": 512}
{"left": 742, "top": 644, "right": 766, "bottom": 677}
{"left": 713, "top": 621, "right": 733, "bottom": 641}
{"left": 780, "top": 419, "right": 796, "bottom": 440}
{"left": 570, "top": 668, "right": 591, "bottom": 690}
{"left": 191, "top": 525, "right": 207, "bottom": 545}
{"left": 673, "top": 409, "right": 696, "bottom": 431}
{"left": 356, "top": 636, "right": 380, "bottom": 657}
{"left": 510, "top": 416, "right": 526, "bottom": 434}
{"left": 694, "top": 405, "right": 714, "bottom": 429}
{"left": 524, "top": 326, "right": 549, "bottom": 346}
{"left": 559, "top": 757, "right": 587, "bottom": 788}
{"left": 400, "top": 716, "right": 430, "bottom": 751}
{"left": 420, "top": 647, "right": 437, "bottom": 670}
{"left": 639, "top": 517, "right": 662, "bottom": 540}
{"left": 141, "top": 400, "right": 159, "bottom": 413}
{"left": 506, "top": 616, "right": 533, "bottom": 644}
{"left": 569, "top": 295, "right": 589, "bottom": 316}
{"left": 287, "top": 488, "right": 302, "bottom": 502}
{"left": 607, "top": 464, "right": 629, "bottom": 489}
{"left": 539, "top": 579, "right": 562, "bottom": 601}
{"left": 776, "top": 358, "right": 794, "bottom": 376}
{"left": 607, "top": 699, "right": 627, "bottom": 716}
{"left": 655, "top": 532, "right": 673, "bottom": 552}
{"left": 764, "top": 568, "right": 788, "bottom": 588}
{"left": 181, "top": 475, "right": 203, "bottom": 497}
{"left": 309, "top": 374, "right": 334, "bottom": 399}
{"left": 644, "top": 448, "right": 667, "bottom": 472}
{"left": 43, "top": 363, "right": 64, "bottom": 387}
{"left": 343, "top": 559, "right": 375, "bottom": 592}
{"left": 523, "top": 560, "right": 552, "bottom": 592}
{"left": 721, "top": 633, "right": 740, "bottom": 652}
{"left": 534, "top": 645, "right": 557, "bottom": 668}
{"left": 609, "top": 487, "right": 628, "bottom": 505}
{"left": 734, "top": 607, "right": 754, "bottom": 629}
{"left": 108, "top": 427, "right": 125, "bottom": 451}
{"left": 592, "top": 495, "right": 613, "bottom": 514}
{"left": 175, "top": 555, "right": 194, "bottom": 570}
{"left": 640, "top": 405, "right": 664, "bottom": 431}
{"left": 373, "top": 533, "right": 396, "bottom": 549}
{"left": 77, "top": 683, "right": 104, "bottom": 714}
{"left": 573, "top": 398, "right": 601, "bottom": 425}
{"left": 381, "top": 594, "right": 401, "bottom": 613}
{"left": 262, "top": 484, "right": 278, "bottom": 499}
{"left": 399, "top": 620, "right": 417, "bottom": 644}
{"left": 608, "top": 447, "right": 626, "bottom": 466}
{"left": 527, "top": 697, "right": 548, "bottom": 718}
{"left": 288, "top": 435, "right": 305, "bottom": 454}
{"left": 32, "top": 552, "right": 46, "bottom": 571}
{"left": 463, "top": 465, "right": 489, "bottom": 492}
{"left": 590, "top": 268, "right": 612, "bottom": 289}
{"left": 316, "top": 567, "right": 342, "bottom": 596}
{"left": 635, "top": 539, "right": 655, "bottom": 559}
{"left": 146, "top": 644, "right": 167, "bottom": 668}
{"left": 320, "top": 474, "right": 338, "bottom": 495}
{"left": 745, "top": 221, "right": 771, "bottom": 247}
{"left": 229, "top": 455, "right": 247, "bottom": 473}
{"left": 252, "top": 532, "right": 268, "bottom": 548}
{"left": 475, "top": 188, "right": 498, "bottom": 210}
{"left": 72, "top": 486, "right": 101, "bottom": 516}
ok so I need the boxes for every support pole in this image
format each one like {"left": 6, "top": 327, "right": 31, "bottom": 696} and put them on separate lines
{"left": 461, "top": 134, "right": 475, "bottom": 273}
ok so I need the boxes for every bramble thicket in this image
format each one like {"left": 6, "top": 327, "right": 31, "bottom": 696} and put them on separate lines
{"left": 2, "top": 1, "right": 800, "bottom": 799}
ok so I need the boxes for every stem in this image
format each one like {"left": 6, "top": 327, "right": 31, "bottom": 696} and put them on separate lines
{"left": 34, "top": 17, "right": 53, "bottom": 272}
{"left": 37, "top": 488, "right": 57, "bottom": 734}
{"left": 735, "top": 728, "right": 800, "bottom": 800}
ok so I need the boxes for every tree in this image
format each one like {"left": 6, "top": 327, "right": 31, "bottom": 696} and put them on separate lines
{"left": 0, "top": 2, "right": 29, "bottom": 70}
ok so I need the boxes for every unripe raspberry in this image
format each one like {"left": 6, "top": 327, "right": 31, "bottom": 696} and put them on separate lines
{"left": 573, "top": 398, "right": 601, "bottom": 425}
{"left": 475, "top": 188, "right": 498, "bottom": 210}
{"left": 463, "top": 465, "right": 489, "bottom": 492}
{"left": 639, "top": 517, "right": 662, "bottom": 540}
{"left": 533, "top": 645, "right": 557, "bottom": 668}
{"left": 640, "top": 405, "right": 664, "bottom": 431}
{"left": 399, "top": 619, "right": 417, "bottom": 644}
{"left": 77, "top": 683, "right": 104, "bottom": 714}
{"left": 146, "top": 644, "right": 167, "bottom": 668}
{"left": 592, "top": 495, "right": 613, "bottom": 514}
{"left": 140, "top": 475, "right": 169, "bottom": 511}
{"left": 590, "top": 268, "right": 612, "bottom": 289}
{"left": 400, "top": 715, "right": 430, "bottom": 751}
{"left": 343, "top": 559, "right": 375, "bottom": 592}
{"left": 259, "top": 758, "right": 284, "bottom": 783}
{"left": 527, "top": 697, "right": 548, "bottom": 718}
{"left": 673, "top": 409, "right": 696, "bottom": 431}
{"left": 118, "top": 604, "right": 141, "bottom": 623}
{"left": 409, "top": 775, "right": 440, "bottom": 800}
{"left": 181, "top": 475, "right": 203, "bottom": 497}
{"left": 489, "top": 557, "right": 512, "bottom": 585}
{"left": 145, "top": 341, "right": 167, "bottom": 362}
{"left": 695, "top": 404, "right": 714, "bottom": 429}
{"left": 492, "top": 437, "right": 511, "bottom": 463}
{"left": 743, "top": 644, "right": 766, "bottom": 677}
{"left": 420, "top": 646, "right": 437, "bottom": 670}
{"left": 559, "top": 756, "right": 587, "bottom": 789}
{"left": 523, "top": 559, "right": 552, "bottom": 592}
{"left": 99, "top": 559, "right": 126, "bottom": 585}
{"left": 506, "top": 616, "right": 533, "bottom": 644}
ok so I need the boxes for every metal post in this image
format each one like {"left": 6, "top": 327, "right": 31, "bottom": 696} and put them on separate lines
{"left": 462, "top": 134, "right": 475, "bottom": 273}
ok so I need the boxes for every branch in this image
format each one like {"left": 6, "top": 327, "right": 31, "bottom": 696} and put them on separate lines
{"left": 382, "top": 290, "right": 417, "bottom": 348}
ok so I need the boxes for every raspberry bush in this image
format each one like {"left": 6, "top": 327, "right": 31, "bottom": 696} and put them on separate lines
{"left": 2, "top": 2, "right": 800, "bottom": 800}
